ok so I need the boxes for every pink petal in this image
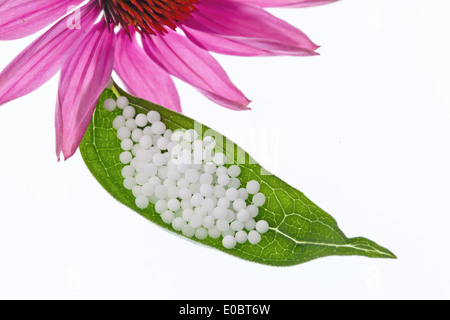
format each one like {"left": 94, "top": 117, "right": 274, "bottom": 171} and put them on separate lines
{"left": 142, "top": 30, "right": 250, "bottom": 111}
{"left": 182, "top": 0, "right": 319, "bottom": 57}
{"left": 56, "top": 21, "right": 116, "bottom": 160}
{"left": 0, "top": 0, "right": 85, "bottom": 40}
{"left": 233, "top": 0, "right": 340, "bottom": 8}
{"left": 0, "top": 2, "right": 101, "bottom": 106}
{"left": 114, "top": 30, "right": 182, "bottom": 112}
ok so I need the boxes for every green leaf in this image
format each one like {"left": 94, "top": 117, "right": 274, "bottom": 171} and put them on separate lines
{"left": 79, "top": 85, "right": 396, "bottom": 266}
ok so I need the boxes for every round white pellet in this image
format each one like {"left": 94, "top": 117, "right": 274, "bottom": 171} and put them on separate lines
{"left": 245, "top": 219, "right": 256, "bottom": 231}
{"left": 231, "top": 220, "right": 244, "bottom": 232}
{"left": 158, "top": 165, "right": 167, "bottom": 181}
{"left": 164, "top": 129, "right": 173, "bottom": 140}
{"left": 199, "top": 173, "right": 213, "bottom": 185}
{"left": 148, "top": 176, "right": 161, "bottom": 186}
{"left": 144, "top": 163, "right": 158, "bottom": 177}
{"left": 217, "top": 197, "right": 230, "bottom": 209}
{"left": 104, "top": 98, "right": 116, "bottom": 111}
{"left": 238, "top": 188, "right": 249, "bottom": 200}
{"left": 157, "top": 136, "right": 169, "bottom": 150}
{"left": 120, "top": 151, "right": 132, "bottom": 164}
{"left": 123, "top": 106, "right": 136, "bottom": 119}
{"left": 135, "top": 172, "right": 149, "bottom": 185}
{"left": 182, "top": 208, "right": 194, "bottom": 222}
{"left": 154, "top": 185, "right": 168, "bottom": 199}
{"left": 135, "top": 113, "right": 148, "bottom": 127}
{"left": 120, "top": 139, "right": 133, "bottom": 151}
{"left": 228, "top": 165, "right": 241, "bottom": 178}
{"left": 117, "top": 127, "right": 131, "bottom": 140}
{"left": 208, "top": 227, "right": 221, "bottom": 239}
{"left": 185, "top": 169, "right": 199, "bottom": 183}
{"left": 248, "top": 230, "right": 262, "bottom": 245}
{"left": 235, "top": 231, "right": 248, "bottom": 244}
{"left": 132, "top": 186, "right": 142, "bottom": 198}
{"left": 203, "top": 163, "right": 216, "bottom": 174}
{"left": 184, "top": 129, "right": 198, "bottom": 142}
{"left": 155, "top": 200, "right": 168, "bottom": 214}
{"left": 253, "top": 193, "right": 266, "bottom": 207}
{"left": 161, "top": 210, "right": 175, "bottom": 224}
{"left": 213, "top": 206, "right": 228, "bottom": 220}
{"left": 167, "top": 186, "right": 179, "bottom": 199}
{"left": 116, "top": 96, "right": 129, "bottom": 109}
{"left": 256, "top": 220, "right": 270, "bottom": 234}
{"left": 213, "top": 153, "right": 227, "bottom": 166}
{"left": 178, "top": 188, "right": 192, "bottom": 201}
{"left": 202, "top": 198, "right": 214, "bottom": 211}
{"left": 216, "top": 219, "right": 230, "bottom": 232}
{"left": 210, "top": 187, "right": 223, "bottom": 200}
{"left": 151, "top": 121, "right": 166, "bottom": 135}
{"left": 143, "top": 126, "right": 153, "bottom": 136}
{"left": 247, "top": 205, "right": 259, "bottom": 218}
{"left": 226, "top": 188, "right": 239, "bottom": 201}
{"left": 195, "top": 227, "right": 208, "bottom": 240}
{"left": 228, "top": 178, "right": 241, "bottom": 190}
{"left": 167, "top": 169, "right": 180, "bottom": 181}
{"left": 153, "top": 153, "right": 166, "bottom": 167}
{"left": 222, "top": 235, "right": 237, "bottom": 249}
{"left": 121, "top": 166, "right": 135, "bottom": 178}
{"left": 171, "top": 130, "right": 184, "bottom": 142}
{"left": 131, "top": 129, "right": 143, "bottom": 143}
{"left": 182, "top": 225, "right": 195, "bottom": 238}
{"left": 217, "top": 174, "right": 230, "bottom": 187}
{"left": 167, "top": 198, "right": 181, "bottom": 212}
{"left": 189, "top": 214, "right": 203, "bottom": 229}
{"left": 246, "top": 180, "right": 260, "bottom": 195}
{"left": 147, "top": 110, "right": 160, "bottom": 124}
{"left": 199, "top": 184, "right": 213, "bottom": 197}
{"left": 172, "top": 217, "right": 185, "bottom": 231}
{"left": 123, "top": 177, "right": 136, "bottom": 190}
{"left": 131, "top": 145, "right": 140, "bottom": 157}
{"left": 139, "top": 135, "right": 153, "bottom": 149}
{"left": 203, "top": 136, "right": 216, "bottom": 149}
{"left": 126, "top": 119, "right": 137, "bottom": 131}
{"left": 113, "top": 116, "right": 126, "bottom": 130}
{"left": 142, "top": 183, "right": 155, "bottom": 197}
{"left": 181, "top": 199, "right": 193, "bottom": 210}
{"left": 226, "top": 210, "right": 236, "bottom": 223}
{"left": 233, "top": 199, "right": 247, "bottom": 212}
{"left": 202, "top": 216, "right": 215, "bottom": 229}
{"left": 237, "top": 209, "right": 250, "bottom": 222}
{"left": 190, "top": 193, "right": 203, "bottom": 208}
{"left": 216, "top": 166, "right": 228, "bottom": 176}
{"left": 135, "top": 195, "right": 149, "bottom": 209}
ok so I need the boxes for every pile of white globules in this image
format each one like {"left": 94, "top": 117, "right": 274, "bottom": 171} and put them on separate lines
{"left": 104, "top": 96, "right": 270, "bottom": 249}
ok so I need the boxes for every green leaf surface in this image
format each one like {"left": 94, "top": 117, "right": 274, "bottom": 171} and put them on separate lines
{"left": 79, "top": 86, "right": 396, "bottom": 266}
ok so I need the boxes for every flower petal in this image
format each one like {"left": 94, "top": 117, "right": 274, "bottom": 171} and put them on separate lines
{"left": 142, "top": 30, "right": 250, "bottom": 111}
{"left": 0, "top": 2, "right": 101, "bottom": 106}
{"left": 114, "top": 30, "right": 181, "bottom": 112}
{"left": 0, "top": 0, "right": 85, "bottom": 40}
{"left": 233, "top": 0, "right": 339, "bottom": 8}
{"left": 181, "top": 0, "right": 319, "bottom": 57}
{"left": 56, "top": 21, "right": 116, "bottom": 160}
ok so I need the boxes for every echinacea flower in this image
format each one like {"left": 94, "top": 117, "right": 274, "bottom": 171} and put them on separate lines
{"left": 0, "top": 0, "right": 338, "bottom": 160}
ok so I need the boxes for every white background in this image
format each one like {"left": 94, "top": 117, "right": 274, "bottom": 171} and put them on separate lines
{"left": 1, "top": 0, "right": 449, "bottom": 300}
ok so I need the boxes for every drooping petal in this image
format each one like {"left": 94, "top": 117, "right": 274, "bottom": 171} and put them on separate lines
{"left": 0, "top": 0, "right": 85, "bottom": 40}
{"left": 181, "top": 0, "right": 319, "bottom": 57}
{"left": 233, "top": 0, "right": 340, "bottom": 8}
{"left": 114, "top": 30, "right": 182, "bottom": 112}
{"left": 56, "top": 20, "right": 116, "bottom": 160}
{"left": 142, "top": 30, "right": 250, "bottom": 111}
{"left": 0, "top": 2, "right": 101, "bottom": 106}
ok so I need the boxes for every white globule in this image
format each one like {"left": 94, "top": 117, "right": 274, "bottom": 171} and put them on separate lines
{"left": 106, "top": 99, "right": 269, "bottom": 249}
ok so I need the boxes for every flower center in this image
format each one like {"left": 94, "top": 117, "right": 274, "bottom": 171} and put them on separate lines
{"left": 100, "top": 0, "right": 199, "bottom": 37}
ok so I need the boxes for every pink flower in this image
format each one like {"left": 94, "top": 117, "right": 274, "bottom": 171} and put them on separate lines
{"left": 0, "top": 0, "right": 338, "bottom": 160}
